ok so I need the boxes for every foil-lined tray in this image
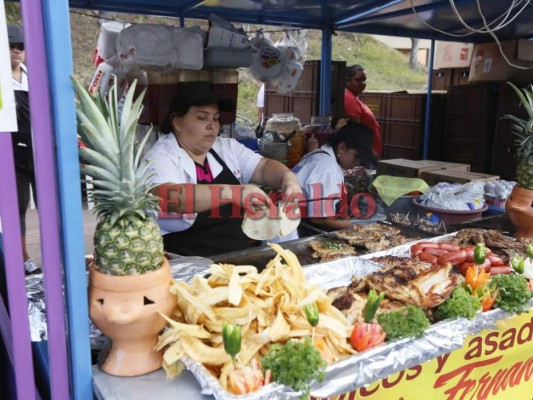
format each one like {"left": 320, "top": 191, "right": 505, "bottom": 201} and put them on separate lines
{"left": 178, "top": 233, "right": 533, "bottom": 400}
{"left": 25, "top": 231, "right": 531, "bottom": 399}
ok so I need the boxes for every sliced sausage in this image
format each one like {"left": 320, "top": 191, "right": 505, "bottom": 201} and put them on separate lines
{"left": 464, "top": 246, "right": 475, "bottom": 262}
{"left": 423, "top": 247, "right": 450, "bottom": 257}
{"left": 489, "top": 266, "right": 513, "bottom": 275}
{"left": 438, "top": 250, "right": 467, "bottom": 266}
{"left": 410, "top": 242, "right": 440, "bottom": 256}
{"left": 477, "top": 259, "right": 491, "bottom": 272}
{"left": 417, "top": 252, "right": 438, "bottom": 265}
{"left": 487, "top": 255, "right": 504, "bottom": 266}
{"left": 438, "top": 242, "right": 461, "bottom": 252}
{"left": 458, "top": 261, "right": 476, "bottom": 275}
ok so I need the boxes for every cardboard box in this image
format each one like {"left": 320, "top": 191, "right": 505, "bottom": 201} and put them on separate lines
{"left": 469, "top": 39, "right": 533, "bottom": 82}
{"left": 434, "top": 42, "right": 474, "bottom": 69}
{"left": 420, "top": 170, "right": 500, "bottom": 185}
{"left": 377, "top": 159, "right": 470, "bottom": 178}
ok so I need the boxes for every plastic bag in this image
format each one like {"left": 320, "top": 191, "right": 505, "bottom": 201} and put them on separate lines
{"left": 418, "top": 182, "right": 485, "bottom": 211}
{"left": 116, "top": 24, "right": 205, "bottom": 71}
{"left": 270, "top": 30, "right": 308, "bottom": 95}
{"left": 88, "top": 60, "right": 128, "bottom": 98}
{"left": 249, "top": 31, "right": 287, "bottom": 82}
{"left": 93, "top": 20, "right": 130, "bottom": 66}
{"left": 207, "top": 13, "right": 249, "bottom": 49}
{"left": 371, "top": 175, "right": 429, "bottom": 206}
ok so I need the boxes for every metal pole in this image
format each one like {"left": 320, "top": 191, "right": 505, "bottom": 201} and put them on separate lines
{"left": 423, "top": 38, "right": 436, "bottom": 160}
{"left": 19, "top": 0, "right": 72, "bottom": 398}
{"left": 41, "top": 0, "right": 93, "bottom": 398}
{"left": 319, "top": 26, "right": 333, "bottom": 116}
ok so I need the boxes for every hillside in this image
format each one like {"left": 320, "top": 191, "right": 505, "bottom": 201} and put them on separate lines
{"left": 6, "top": 5, "right": 428, "bottom": 125}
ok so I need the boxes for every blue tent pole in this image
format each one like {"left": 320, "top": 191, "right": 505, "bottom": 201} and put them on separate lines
{"left": 41, "top": 0, "right": 93, "bottom": 399}
{"left": 423, "top": 38, "right": 436, "bottom": 160}
{"left": 319, "top": 26, "right": 333, "bottom": 116}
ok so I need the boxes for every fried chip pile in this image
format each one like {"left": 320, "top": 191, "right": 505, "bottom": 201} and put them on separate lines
{"left": 156, "top": 243, "right": 355, "bottom": 389}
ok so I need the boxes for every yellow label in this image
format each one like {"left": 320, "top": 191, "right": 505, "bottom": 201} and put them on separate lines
{"left": 317, "top": 309, "right": 533, "bottom": 400}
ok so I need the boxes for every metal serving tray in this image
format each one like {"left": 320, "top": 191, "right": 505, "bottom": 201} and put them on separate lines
{"left": 179, "top": 232, "right": 531, "bottom": 400}
{"left": 211, "top": 221, "right": 424, "bottom": 271}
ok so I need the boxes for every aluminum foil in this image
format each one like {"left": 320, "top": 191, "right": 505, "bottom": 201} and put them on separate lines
{"left": 25, "top": 273, "right": 48, "bottom": 342}
{"left": 25, "top": 235, "right": 532, "bottom": 399}
{"left": 177, "top": 233, "right": 533, "bottom": 400}
{"left": 27, "top": 255, "right": 214, "bottom": 343}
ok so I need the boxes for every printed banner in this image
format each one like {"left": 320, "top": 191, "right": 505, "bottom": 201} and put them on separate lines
{"left": 320, "top": 309, "right": 533, "bottom": 400}
{"left": 0, "top": 1, "right": 18, "bottom": 132}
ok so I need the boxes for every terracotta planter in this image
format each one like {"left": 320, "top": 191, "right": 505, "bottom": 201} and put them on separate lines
{"left": 505, "top": 185, "right": 533, "bottom": 239}
{"left": 89, "top": 258, "right": 176, "bottom": 376}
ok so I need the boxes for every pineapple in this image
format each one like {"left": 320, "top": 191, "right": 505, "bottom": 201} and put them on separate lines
{"left": 503, "top": 82, "right": 533, "bottom": 190}
{"left": 72, "top": 77, "right": 164, "bottom": 275}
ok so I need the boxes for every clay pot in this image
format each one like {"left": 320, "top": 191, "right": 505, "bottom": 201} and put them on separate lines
{"left": 89, "top": 258, "right": 176, "bottom": 376}
{"left": 505, "top": 185, "right": 533, "bottom": 239}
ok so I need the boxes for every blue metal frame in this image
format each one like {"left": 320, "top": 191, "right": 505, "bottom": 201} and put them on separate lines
{"left": 42, "top": 1, "right": 93, "bottom": 399}
{"left": 423, "top": 39, "right": 436, "bottom": 160}
{"left": 5, "top": 1, "right": 532, "bottom": 398}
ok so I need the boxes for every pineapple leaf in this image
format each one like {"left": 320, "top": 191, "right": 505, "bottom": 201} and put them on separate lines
{"left": 75, "top": 111, "right": 119, "bottom": 162}
{"left": 134, "top": 125, "right": 154, "bottom": 170}
{"left": 72, "top": 76, "right": 164, "bottom": 275}
{"left": 71, "top": 78, "right": 120, "bottom": 154}
{"left": 82, "top": 179, "right": 119, "bottom": 192}
{"left": 82, "top": 165, "right": 123, "bottom": 184}
{"left": 79, "top": 147, "right": 121, "bottom": 178}
{"left": 507, "top": 82, "right": 533, "bottom": 120}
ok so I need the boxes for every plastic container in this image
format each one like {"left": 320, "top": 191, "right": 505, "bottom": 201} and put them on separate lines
{"left": 261, "top": 142, "right": 289, "bottom": 162}
{"left": 413, "top": 197, "right": 488, "bottom": 224}
{"left": 385, "top": 194, "right": 419, "bottom": 216}
{"left": 264, "top": 113, "right": 304, "bottom": 166}
{"left": 264, "top": 113, "right": 302, "bottom": 134}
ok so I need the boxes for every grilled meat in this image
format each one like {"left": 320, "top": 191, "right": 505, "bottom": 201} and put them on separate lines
{"left": 367, "top": 256, "right": 456, "bottom": 308}
{"left": 330, "top": 290, "right": 405, "bottom": 324}
{"left": 333, "top": 223, "right": 411, "bottom": 253}
{"left": 451, "top": 228, "right": 531, "bottom": 262}
{"left": 309, "top": 240, "right": 357, "bottom": 262}
{"left": 327, "top": 276, "right": 367, "bottom": 302}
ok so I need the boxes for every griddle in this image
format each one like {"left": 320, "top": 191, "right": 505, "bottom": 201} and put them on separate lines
{"left": 211, "top": 221, "right": 425, "bottom": 272}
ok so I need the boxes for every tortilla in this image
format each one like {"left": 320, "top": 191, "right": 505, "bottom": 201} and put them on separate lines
{"left": 242, "top": 211, "right": 280, "bottom": 241}
{"left": 279, "top": 205, "right": 301, "bottom": 236}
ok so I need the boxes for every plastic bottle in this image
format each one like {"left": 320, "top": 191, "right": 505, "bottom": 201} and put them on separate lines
{"left": 307, "top": 134, "right": 319, "bottom": 153}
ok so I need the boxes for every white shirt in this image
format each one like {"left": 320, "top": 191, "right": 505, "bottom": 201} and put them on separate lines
{"left": 143, "top": 134, "right": 263, "bottom": 234}
{"left": 271, "top": 144, "right": 344, "bottom": 243}
{"left": 12, "top": 64, "right": 29, "bottom": 91}
{"left": 257, "top": 84, "right": 265, "bottom": 108}
{"left": 293, "top": 144, "right": 344, "bottom": 218}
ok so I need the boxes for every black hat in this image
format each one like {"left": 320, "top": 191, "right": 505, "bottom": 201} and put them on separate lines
{"left": 8, "top": 24, "right": 24, "bottom": 44}
{"left": 333, "top": 118, "right": 375, "bottom": 166}
{"left": 168, "top": 81, "right": 234, "bottom": 115}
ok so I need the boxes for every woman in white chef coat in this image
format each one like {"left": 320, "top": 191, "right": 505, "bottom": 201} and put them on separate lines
{"left": 294, "top": 118, "right": 374, "bottom": 236}
{"left": 143, "top": 81, "right": 302, "bottom": 257}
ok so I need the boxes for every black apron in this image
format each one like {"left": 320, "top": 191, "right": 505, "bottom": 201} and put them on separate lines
{"left": 163, "top": 149, "right": 259, "bottom": 257}
{"left": 12, "top": 90, "right": 34, "bottom": 174}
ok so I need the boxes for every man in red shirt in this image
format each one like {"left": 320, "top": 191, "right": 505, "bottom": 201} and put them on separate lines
{"left": 344, "top": 65, "right": 383, "bottom": 159}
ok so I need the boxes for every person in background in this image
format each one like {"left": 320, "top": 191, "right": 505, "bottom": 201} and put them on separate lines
{"left": 293, "top": 118, "right": 374, "bottom": 236}
{"left": 344, "top": 65, "right": 383, "bottom": 160}
{"left": 143, "top": 81, "right": 302, "bottom": 257}
{"left": 256, "top": 83, "right": 265, "bottom": 125}
{"left": 9, "top": 24, "right": 41, "bottom": 276}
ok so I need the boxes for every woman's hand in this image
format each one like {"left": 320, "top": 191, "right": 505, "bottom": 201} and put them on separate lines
{"left": 279, "top": 170, "right": 303, "bottom": 210}
{"left": 239, "top": 184, "right": 274, "bottom": 213}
